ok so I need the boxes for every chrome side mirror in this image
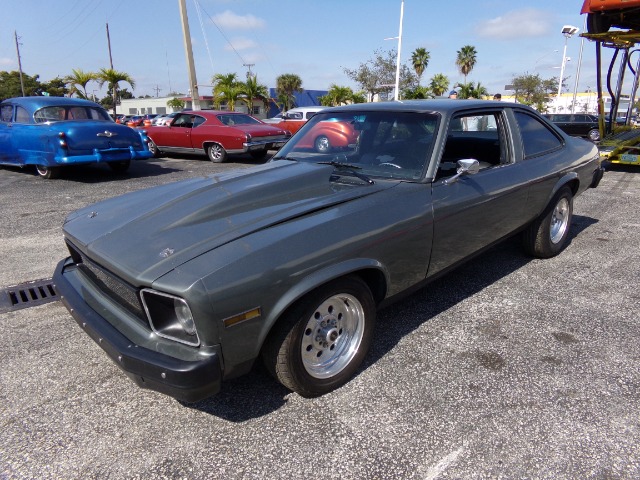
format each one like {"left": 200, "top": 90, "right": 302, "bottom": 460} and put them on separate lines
{"left": 443, "top": 159, "right": 480, "bottom": 185}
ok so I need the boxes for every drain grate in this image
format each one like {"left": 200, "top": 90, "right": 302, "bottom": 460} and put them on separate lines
{"left": 0, "top": 278, "right": 60, "bottom": 313}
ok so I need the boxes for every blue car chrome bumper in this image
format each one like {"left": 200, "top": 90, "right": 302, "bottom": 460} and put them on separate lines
{"left": 53, "top": 258, "right": 222, "bottom": 403}
{"left": 55, "top": 146, "right": 153, "bottom": 164}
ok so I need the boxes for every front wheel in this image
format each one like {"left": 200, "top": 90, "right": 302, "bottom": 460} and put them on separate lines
{"left": 147, "top": 138, "right": 160, "bottom": 157}
{"left": 35, "top": 165, "right": 60, "bottom": 179}
{"left": 587, "top": 128, "right": 600, "bottom": 142}
{"left": 207, "top": 143, "right": 227, "bottom": 163}
{"left": 523, "top": 186, "right": 573, "bottom": 258}
{"left": 262, "top": 276, "right": 376, "bottom": 397}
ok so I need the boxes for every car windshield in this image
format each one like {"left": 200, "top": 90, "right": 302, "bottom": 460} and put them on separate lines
{"left": 34, "top": 106, "right": 112, "bottom": 123}
{"left": 217, "top": 113, "right": 262, "bottom": 126}
{"left": 273, "top": 111, "right": 438, "bottom": 181}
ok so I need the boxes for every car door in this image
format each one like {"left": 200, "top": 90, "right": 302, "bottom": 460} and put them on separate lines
{"left": 428, "top": 110, "right": 530, "bottom": 276}
{"left": 164, "top": 113, "right": 198, "bottom": 151}
{"left": 0, "top": 104, "right": 16, "bottom": 164}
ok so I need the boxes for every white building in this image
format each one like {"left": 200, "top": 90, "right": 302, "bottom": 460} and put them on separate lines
{"left": 116, "top": 95, "right": 270, "bottom": 119}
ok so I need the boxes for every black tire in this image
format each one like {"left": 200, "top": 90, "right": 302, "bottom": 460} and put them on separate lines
{"left": 262, "top": 276, "right": 376, "bottom": 397}
{"left": 207, "top": 143, "right": 227, "bottom": 163}
{"left": 314, "top": 135, "right": 331, "bottom": 153}
{"left": 35, "top": 165, "right": 60, "bottom": 179}
{"left": 108, "top": 160, "right": 131, "bottom": 173}
{"left": 587, "top": 128, "right": 601, "bottom": 142}
{"left": 250, "top": 149, "right": 269, "bottom": 160}
{"left": 586, "top": 12, "right": 611, "bottom": 34}
{"left": 523, "top": 186, "right": 573, "bottom": 258}
{"left": 147, "top": 138, "right": 160, "bottom": 158}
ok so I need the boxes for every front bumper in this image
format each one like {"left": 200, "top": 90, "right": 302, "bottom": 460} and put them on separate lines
{"left": 53, "top": 258, "right": 222, "bottom": 403}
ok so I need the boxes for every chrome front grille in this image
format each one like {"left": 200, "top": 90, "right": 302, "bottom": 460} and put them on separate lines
{"left": 66, "top": 241, "right": 146, "bottom": 322}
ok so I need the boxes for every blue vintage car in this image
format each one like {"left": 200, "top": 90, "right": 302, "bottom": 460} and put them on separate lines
{"left": 0, "top": 97, "right": 153, "bottom": 178}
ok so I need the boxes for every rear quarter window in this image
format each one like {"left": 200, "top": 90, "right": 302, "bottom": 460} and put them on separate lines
{"left": 514, "top": 111, "right": 562, "bottom": 158}
{"left": 0, "top": 105, "right": 13, "bottom": 122}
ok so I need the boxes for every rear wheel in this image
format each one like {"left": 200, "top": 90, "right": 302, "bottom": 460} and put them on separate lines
{"left": 35, "top": 165, "right": 60, "bottom": 179}
{"left": 523, "top": 186, "right": 573, "bottom": 258}
{"left": 250, "top": 149, "right": 269, "bottom": 160}
{"left": 587, "top": 128, "right": 600, "bottom": 142}
{"left": 108, "top": 160, "right": 131, "bottom": 173}
{"left": 262, "top": 276, "right": 376, "bottom": 397}
{"left": 207, "top": 143, "right": 227, "bottom": 163}
{"left": 586, "top": 12, "right": 612, "bottom": 34}
{"left": 314, "top": 135, "right": 331, "bottom": 153}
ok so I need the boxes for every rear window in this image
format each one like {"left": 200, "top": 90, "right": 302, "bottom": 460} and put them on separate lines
{"left": 515, "top": 111, "right": 562, "bottom": 158}
{"left": 34, "top": 106, "right": 111, "bottom": 123}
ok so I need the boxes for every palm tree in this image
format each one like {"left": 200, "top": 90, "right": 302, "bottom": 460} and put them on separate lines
{"left": 429, "top": 73, "right": 450, "bottom": 97}
{"left": 411, "top": 48, "right": 430, "bottom": 83}
{"left": 239, "top": 75, "right": 269, "bottom": 114}
{"left": 456, "top": 45, "right": 477, "bottom": 83}
{"left": 64, "top": 69, "right": 97, "bottom": 99}
{"left": 276, "top": 74, "right": 303, "bottom": 111}
{"left": 320, "top": 84, "right": 356, "bottom": 106}
{"left": 455, "top": 81, "right": 488, "bottom": 99}
{"left": 212, "top": 73, "right": 242, "bottom": 111}
{"left": 96, "top": 68, "right": 135, "bottom": 116}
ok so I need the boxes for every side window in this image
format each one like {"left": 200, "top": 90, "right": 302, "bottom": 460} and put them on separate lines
{"left": 514, "top": 111, "right": 562, "bottom": 158}
{"left": 15, "top": 106, "right": 31, "bottom": 123}
{"left": 172, "top": 114, "right": 192, "bottom": 128}
{"left": 192, "top": 115, "right": 205, "bottom": 127}
{"left": 0, "top": 105, "right": 13, "bottom": 122}
{"left": 438, "top": 112, "right": 506, "bottom": 179}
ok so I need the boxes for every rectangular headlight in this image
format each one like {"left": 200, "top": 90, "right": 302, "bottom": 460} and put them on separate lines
{"left": 140, "top": 289, "right": 200, "bottom": 346}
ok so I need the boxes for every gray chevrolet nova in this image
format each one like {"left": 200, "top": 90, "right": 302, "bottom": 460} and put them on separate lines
{"left": 54, "top": 100, "right": 604, "bottom": 402}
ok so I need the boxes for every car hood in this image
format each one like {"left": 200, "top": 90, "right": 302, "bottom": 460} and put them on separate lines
{"left": 54, "top": 121, "right": 145, "bottom": 150}
{"left": 63, "top": 160, "right": 395, "bottom": 284}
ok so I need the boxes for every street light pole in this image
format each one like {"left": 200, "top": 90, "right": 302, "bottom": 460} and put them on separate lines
{"left": 393, "top": 0, "right": 404, "bottom": 101}
{"left": 557, "top": 25, "right": 579, "bottom": 112}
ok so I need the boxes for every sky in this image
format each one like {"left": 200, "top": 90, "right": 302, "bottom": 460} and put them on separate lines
{"left": 0, "top": 0, "right": 610, "bottom": 100}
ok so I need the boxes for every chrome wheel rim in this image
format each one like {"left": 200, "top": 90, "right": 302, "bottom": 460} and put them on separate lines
{"left": 36, "top": 165, "right": 48, "bottom": 176}
{"left": 315, "top": 136, "right": 330, "bottom": 153}
{"left": 301, "top": 293, "right": 365, "bottom": 379}
{"left": 550, "top": 197, "right": 570, "bottom": 244}
{"left": 209, "top": 145, "right": 223, "bottom": 161}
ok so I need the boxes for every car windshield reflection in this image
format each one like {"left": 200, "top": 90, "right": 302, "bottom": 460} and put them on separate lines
{"left": 275, "top": 111, "right": 438, "bottom": 180}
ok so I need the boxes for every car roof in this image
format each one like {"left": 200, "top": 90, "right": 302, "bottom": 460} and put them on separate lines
{"left": 0, "top": 96, "right": 103, "bottom": 114}
{"left": 323, "top": 99, "right": 530, "bottom": 115}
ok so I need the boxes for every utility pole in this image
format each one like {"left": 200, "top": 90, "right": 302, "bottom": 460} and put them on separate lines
{"left": 243, "top": 63, "right": 255, "bottom": 79}
{"left": 14, "top": 31, "right": 25, "bottom": 97}
{"left": 106, "top": 23, "right": 114, "bottom": 69}
{"left": 153, "top": 85, "right": 162, "bottom": 97}
{"left": 106, "top": 23, "right": 117, "bottom": 115}
{"left": 178, "top": 0, "right": 200, "bottom": 110}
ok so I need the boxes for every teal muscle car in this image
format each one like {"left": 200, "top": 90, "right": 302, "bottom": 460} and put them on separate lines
{"left": 53, "top": 100, "right": 604, "bottom": 402}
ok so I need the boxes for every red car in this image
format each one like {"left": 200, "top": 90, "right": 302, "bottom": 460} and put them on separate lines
{"left": 290, "top": 117, "right": 360, "bottom": 153}
{"left": 145, "top": 111, "right": 290, "bottom": 162}
{"left": 582, "top": 0, "right": 640, "bottom": 33}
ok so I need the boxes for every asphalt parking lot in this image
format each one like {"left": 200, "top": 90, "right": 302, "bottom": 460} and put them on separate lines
{"left": 1, "top": 157, "right": 639, "bottom": 479}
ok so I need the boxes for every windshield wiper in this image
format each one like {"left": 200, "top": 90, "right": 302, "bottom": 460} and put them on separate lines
{"left": 318, "top": 161, "right": 374, "bottom": 185}
{"left": 272, "top": 155, "right": 299, "bottom": 161}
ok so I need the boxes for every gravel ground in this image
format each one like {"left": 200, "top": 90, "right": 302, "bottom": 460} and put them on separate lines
{"left": 0, "top": 158, "right": 638, "bottom": 479}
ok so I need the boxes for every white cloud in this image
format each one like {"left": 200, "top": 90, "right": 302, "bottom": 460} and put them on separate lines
{"left": 476, "top": 9, "right": 551, "bottom": 39}
{"left": 224, "top": 37, "right": 258, "bottom": 51}
{"left": 0, "top": 57, "right": 14, "bottom": 66}
{"left": 213, "top": 10, "right": 265, "bottom": 30}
